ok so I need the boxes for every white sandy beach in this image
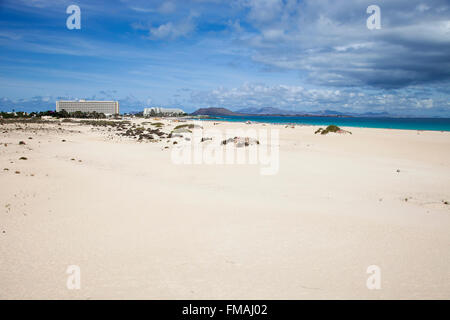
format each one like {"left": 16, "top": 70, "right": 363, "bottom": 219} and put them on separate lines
{"left": 0, "top": 118, "right": 449, "bottom": 299}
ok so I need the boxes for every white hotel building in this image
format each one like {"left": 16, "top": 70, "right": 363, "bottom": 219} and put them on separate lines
{"left": 56, "top": 100, "right": 119, "bottom": 115}
{"left": 143, "top": 107, "right": 185, "bottom": 116}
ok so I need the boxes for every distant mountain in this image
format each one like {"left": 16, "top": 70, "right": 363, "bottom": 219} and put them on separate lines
{"left": 236, "top": 107, "right": 350, "bottom": 116}
{"left": 307, "top": 109, "right": 348, "bottom": 116}
{"left": 236, "top": 107, "right": 295, "bottom": 115}
{"left": 358, "top": 111, "right": 390, "bottom": 117}
{"left": 191, "top": 107, "right": 239, "bottom": 116}
{"left": 190, "top": 107, "right": 391, "bottom": 118}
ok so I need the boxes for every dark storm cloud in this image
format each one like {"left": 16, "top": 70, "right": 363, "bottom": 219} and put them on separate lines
{"left": 238, "top": 0, "right": 450, "bottom": 89}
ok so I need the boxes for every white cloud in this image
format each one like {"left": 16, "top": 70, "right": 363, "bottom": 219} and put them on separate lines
{"left": 159, "top": 1, "right": 176, "bottom": 14}
{"left": 149, "top": 19, "right": 195, "bottom": 39}
{"left": 233, "top": 0, "right": 450, "bottom": 89}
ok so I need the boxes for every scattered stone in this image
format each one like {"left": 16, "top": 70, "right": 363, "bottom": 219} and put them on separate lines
{"left": 138, "top": 134, "right": 154, "bottom": 141}
{"left": 15, "top": 171, "right": 20, "bottom": 174}
{"left": 28, "top": 137, "right": 32, "bottom": 139}
{"left": 3, "top": 168, "right": 8, "bottom": 171}
{"left": 443, "top": 201, "right": 449, "bottom": 205}
{"left": 62, "top": 139, "right": 66, "bottom": 142}
{"left": 396, "top": 169, "right": 400, "bottom": 173}
{"left": 221, "top": 137, "right": 259, "bottom": 147}
{"left": 71, "top": 158, "right": 75, "bottom": 161}
{"left": 19, "top": 157, "right": 28, "bottom": 160}
{"left": 19, "top": 141, "right": 26, "bottom": 145}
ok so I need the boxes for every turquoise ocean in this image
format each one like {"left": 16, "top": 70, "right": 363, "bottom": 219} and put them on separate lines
{"left": 200, "top": 115, "right": 450, "bottom": 132}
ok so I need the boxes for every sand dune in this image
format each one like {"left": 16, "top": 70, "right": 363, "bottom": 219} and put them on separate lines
{"left": 0, "top": 119, "right": 449, "bottom": 299}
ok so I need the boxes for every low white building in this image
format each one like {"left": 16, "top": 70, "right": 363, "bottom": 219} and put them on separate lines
{"left": 143, "top": 107, "right": 185, "bottom": 116}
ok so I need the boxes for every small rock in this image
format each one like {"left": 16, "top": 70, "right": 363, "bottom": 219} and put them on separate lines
{"left": 19, "top": 141, "right": 26, "bottom": 145}
{"left": 19, "top": 157, "right": 28, "bottom": 160}
{"left": 396, "top": 169, "right": 400, "bottom": 173}
{"left": 15, "top": 171, "right": 20, "bottom": 174}
{"left": 62, "top": 139, "right": 66, "bottom": 142}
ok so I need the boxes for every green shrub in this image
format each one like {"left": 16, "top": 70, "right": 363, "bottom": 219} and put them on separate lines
{"left": 325, "top": 125, "right": 340, "bottom": 132}
{"left": 314, "top": 128, "right": 323, "bottom": 134}
{"left": 314, "top": 125, "right": 351, "bottom": 135}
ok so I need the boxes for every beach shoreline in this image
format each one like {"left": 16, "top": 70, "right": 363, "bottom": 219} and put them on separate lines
{"left": 188, "top": 116, "right": 450, "bottom": 132}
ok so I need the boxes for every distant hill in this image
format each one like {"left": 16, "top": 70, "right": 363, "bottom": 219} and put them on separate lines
{"left": 190, "top": 107, "right": 239, "bottom": 116}
{"left": 190, "top": 107, "right": 391, "bottom": 117}
{"left": 236, "top": 107, "right": 295, "bottom": 115}
{"left": 236, "top": 107, "right": 350, "bottom": 116}
{"left": 308, "top": 109, "right": 348, "bottom": 116}
{"left": 359, "top": 111, "right": 390, "bottom": 117}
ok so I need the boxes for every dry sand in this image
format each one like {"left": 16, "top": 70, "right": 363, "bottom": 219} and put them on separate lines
{"left": 0, "top": 118, "right": 449, "bottom": 299}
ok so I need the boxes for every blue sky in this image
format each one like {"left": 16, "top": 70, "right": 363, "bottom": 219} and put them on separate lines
{"left": 0, "top": 0, "right": 449, "bottom": 116}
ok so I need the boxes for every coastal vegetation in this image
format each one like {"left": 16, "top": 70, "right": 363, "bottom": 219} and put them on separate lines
{"left": 79, "top": 120, "right": 128, "bottom": 127}
{"left": 0, "top": 110, "right": 107, "bottom": 119}
{"left": 315, "top": 125, "right": 352, "bottom": 135}
{"left": 174, "top": 124, "right": 202, "bottom": 130}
